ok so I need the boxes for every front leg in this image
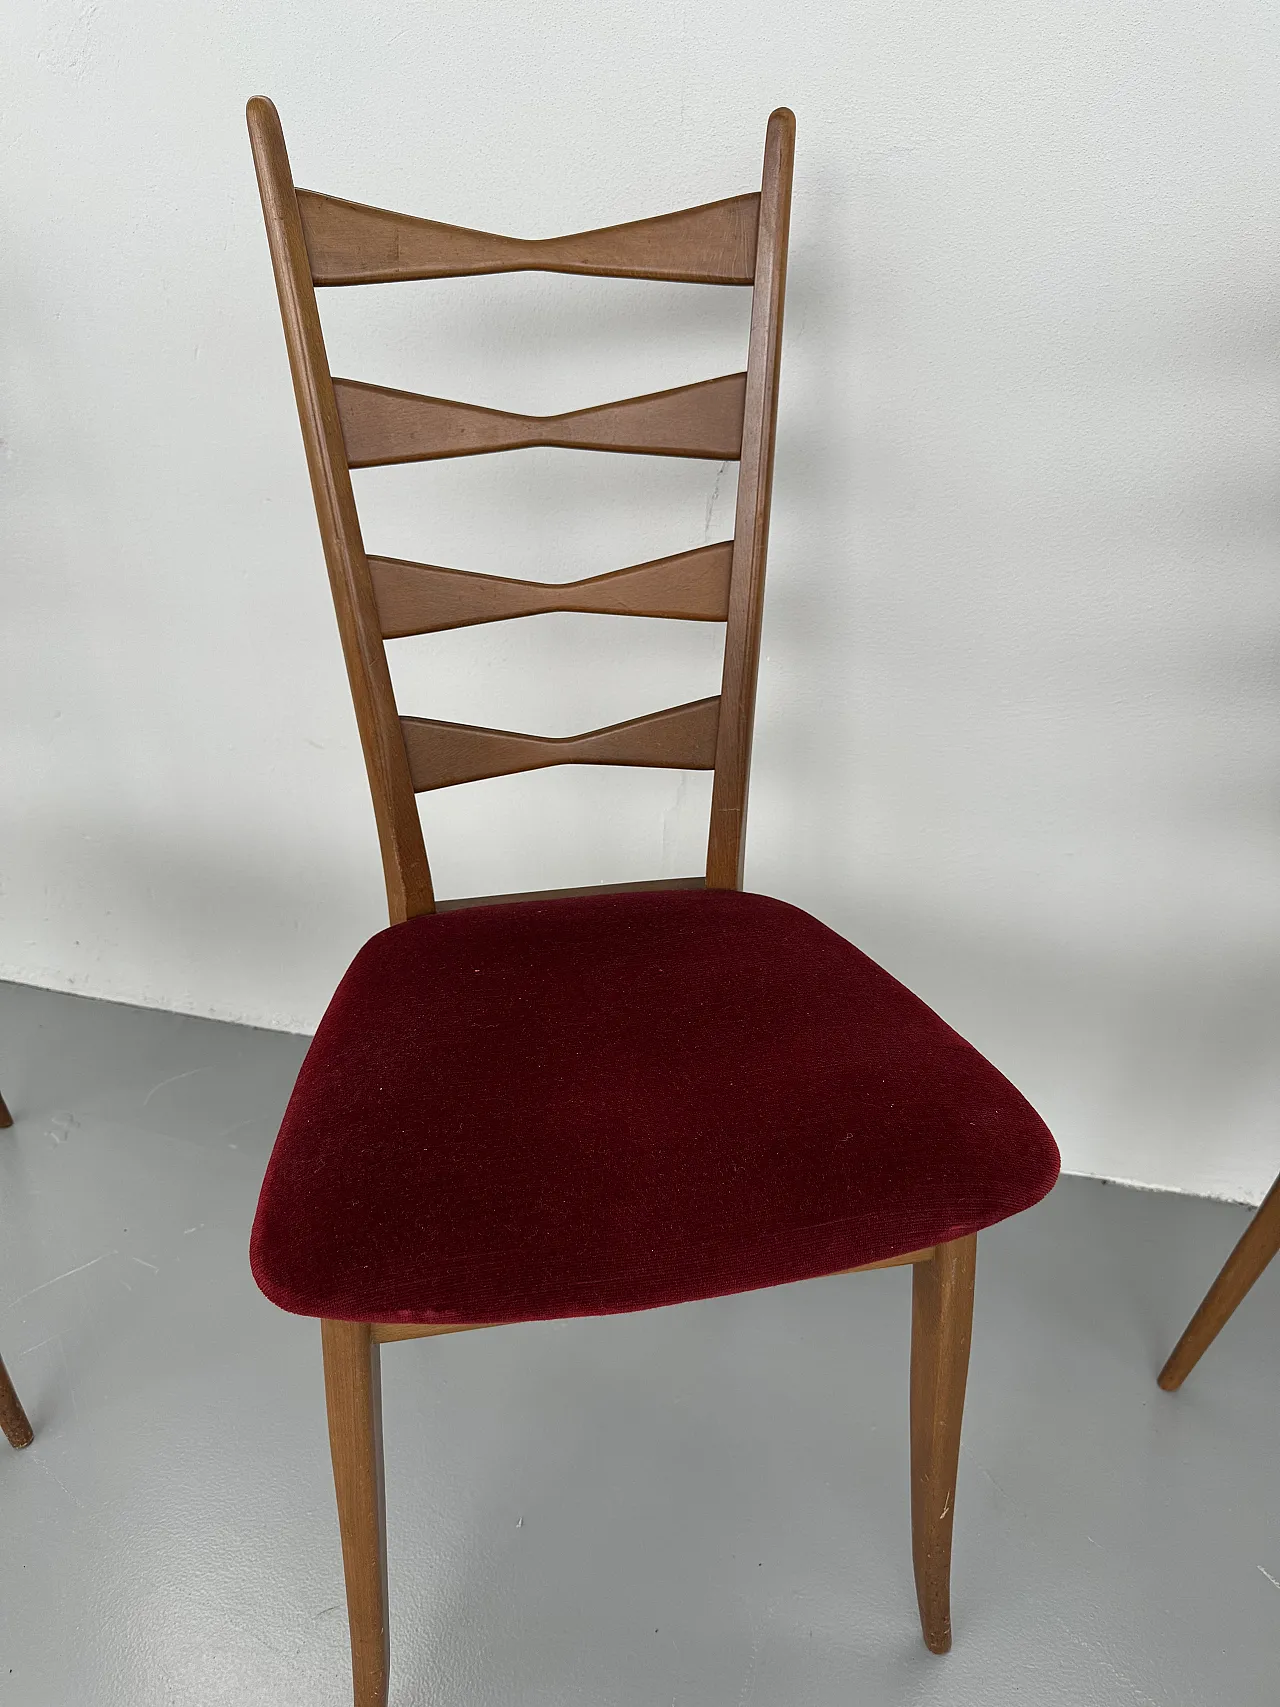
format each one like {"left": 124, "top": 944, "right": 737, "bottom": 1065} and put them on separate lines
{"left": 909, "top": 1234, "right": 976, "bottom": 1653}
{"left": 322, "top": 1320, "right": 389, "bottom": 1707}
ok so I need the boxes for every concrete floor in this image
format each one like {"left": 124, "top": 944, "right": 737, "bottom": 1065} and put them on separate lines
{"left": 0, "top": 979, "right": 1277, "bottom": 1707}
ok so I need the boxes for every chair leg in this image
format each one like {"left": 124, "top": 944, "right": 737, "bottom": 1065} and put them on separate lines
{"left": 0, "top": 1351, "right": 34, "bottom": 1449}
{"left": 321, "top": 1320, "right": 390, "bottom": 1707}
{"left": 1158, "top": 1170, "right": 1280, "bottom": 1392}
{"left": 0, "top": 1086, "right": 12, "bottom": 1128}
{"left": 909, "top": 1233, "right": 976, "bottom": 1655}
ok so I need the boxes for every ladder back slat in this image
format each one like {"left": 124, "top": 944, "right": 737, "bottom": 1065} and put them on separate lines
{"left": 372, "top": 542, "right": 733, "bottom": 636}
{"left": 401, "top": 697, "right": 720, "bottom": 791}
{"left": 335, "top": 374, "right": 746, "bottom": 468}
{"left": 298, "top": 190, "right": 761, "bottom": 286}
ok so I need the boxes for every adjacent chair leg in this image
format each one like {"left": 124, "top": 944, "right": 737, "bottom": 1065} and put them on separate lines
{"left": 0, "top": 1087, "right": 12, "bottom": 1128}
{"left": 0, "top": 1351, "right": 34, "bottom": 1449}
{"left": 321, "top": 1320, "right": 390, "bottom": 1707}
{"left": 1158, "top": 1170, "right": 1280, "bottom": 1392}
{"left": 909, "top": 1233, "right": 976, "bottom": 1654}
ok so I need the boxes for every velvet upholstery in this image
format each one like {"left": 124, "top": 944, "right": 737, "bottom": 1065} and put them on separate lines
{"left": 251, "top": 889, "right": 1059, "bottom": 1324}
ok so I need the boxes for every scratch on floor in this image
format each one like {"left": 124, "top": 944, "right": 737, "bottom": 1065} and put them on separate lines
{"left": 59, "top": 1338, "right": 80, "bottom": 1422}
{"left": 34, "top": 1457, "right": 88, "bottom": 1513}
{"left": 141, "top": 1067, "right": 209, "bottom": 1107}
{"left": 47, "top": 1111, "right": 77, "bottom": 1144}
{"left": 13, "top": 1251, "right": 115, "bottom": 1303}
{"left": 217, "top": 1115, "right": 260, "bottom": 1138}
{"left": 130, "top": 1257, "right": 159, "bottom": 1272}
{"left": 1259, "top": 1566, "right": 1280, "bottom": 1591}
{"left": 736, "top": 1628, "right": 764, "bottom": 1707}
{"left": 976, "top": 1463, "right": 1007, "bottom": 1499}
{"left": 19, "top": 1333, "right": 63, "bottom": 1357}
{"left": 735, "top": 1602, "right": 774, "bottom": 1707}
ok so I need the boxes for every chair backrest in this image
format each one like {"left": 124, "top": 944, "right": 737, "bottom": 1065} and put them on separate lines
{"left": 247, "top": 97, "right": 794, "bottom": 924}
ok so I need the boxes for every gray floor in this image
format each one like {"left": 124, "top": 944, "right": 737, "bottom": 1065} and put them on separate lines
{"left": 1, "top": 980, "right": 1277, "bottom": 1707}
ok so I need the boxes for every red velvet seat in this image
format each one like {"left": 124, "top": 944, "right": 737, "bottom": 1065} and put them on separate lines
{"left": 251, "top": 888, "right": 1059, "bottom": 1326}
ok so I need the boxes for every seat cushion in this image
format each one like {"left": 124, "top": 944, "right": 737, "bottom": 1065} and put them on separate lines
{"left": 251, "top": 889, "right": 1059, "bottom": 1324}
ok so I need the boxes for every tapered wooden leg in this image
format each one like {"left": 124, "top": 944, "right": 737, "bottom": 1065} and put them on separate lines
{"left": 321, "top": 1320, "right": 389, "bottom": 1707}
{"left": 0, "top": 1087, "right": 13, "bottom": 1128}
{"left": 1158, "top": 1171, "right": 1280, "bottom": 1392}
{"left": 0, "top": 1351, "right": 34, "bottom": 1449}
{"left": 909, "top": 1234, "right": 976, "bottom": 1654}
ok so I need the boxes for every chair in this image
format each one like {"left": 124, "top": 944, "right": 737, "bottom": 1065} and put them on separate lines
{"left": 1158, "top": 1169, "right": 1280, "bottom": 1389}
{"left": 0, "top": 1088, "right": 33, "bottom": 1449}
{"left": 246, "top": 96, "right": 1060, "bottom": 1706}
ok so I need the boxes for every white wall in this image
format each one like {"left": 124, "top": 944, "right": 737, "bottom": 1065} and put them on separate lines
{"left": 4, "top": 2, "right": 1279, "bottom": 1203}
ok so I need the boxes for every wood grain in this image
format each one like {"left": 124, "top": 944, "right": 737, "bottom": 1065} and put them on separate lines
{"left": 436, "top": 875, "right": 705, "bottom": 913}
{"left": 247, "top": 97, "right": 434, "bottom": 922}
{"left": 335, "top": 373, "right": 746, "bottom": 468}
{"left": 1158, "top": 1168, "right": 1280, "bottom": 1390}
{"left": 250, "top": 96, "right": 795, "bottom": 919}
{"left": 321, "top": 1320, "right": 389, "bottom": 1707}
{"left": 706, "top": 108, "right": 794, "bottom": 888}
{"left": 835, "top": 1246, "right": 936, "bottom": 1275}
{"left": 372, "top": 541, "right": 733, "bottom": 636}
{"left": 401, "top": 696, "right": 720, "bottom": 791}
{"left": 0, "top": 1351, "right": 33, "bottom": 1450}
{"left": 371, "top": 1247, "right": 938, "bottom": 1344}
{"left": 910, "top": 1233, "right": 976, "bottom": 1655}
{"left": 299, "top": 189, "right": 760, "bottom": 286}
{"left": 372, "top": 1321, "right": 488, "bottom": 1344}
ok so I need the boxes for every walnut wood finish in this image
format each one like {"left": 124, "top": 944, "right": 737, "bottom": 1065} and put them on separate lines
{"left": 401, "top": 696, "right": 719, "bottom": 791}
{"left": 706, "top": 112, "right": 793, "bottom": 888}
{"left": 300, "top": 189, "right": 761, "bottom": 286}
{"left": 322, "top": 1321, "right": 389, "bottom": 1707}
{"left": 436, "top": 875, "right": 706, "bottom": 912}
{"left": 372, "top": 541, "right": 733, "bottom": 636}
{"left": 0, "top": 1099, "right": 31, "bottom": 1447}
{"left": 248, "top": 99, "right": 433, "bottom": 923}
{"left": 372, "top": 1321, "right": 490, "bottom": 1345}
{"left": 910, "top": 1234, "right": 976, "bottom": 1654}
{"left": 1158, "top": 1168, "right": 1280, "bottom": 1391}
{"left": 0, "top": 1351, "right": 34, "bottom": 1450}
{"left": 335, "top": 372, "right": 746, "bottom": 468}
{"left": 369, "top": 1246, "right": 939, "bottom": 1345}
{"left": 248, "top": 96, "right": 792, "bottom": 917}
{"left": 838, "top": 1245, "right": 936, "bottom": 1275}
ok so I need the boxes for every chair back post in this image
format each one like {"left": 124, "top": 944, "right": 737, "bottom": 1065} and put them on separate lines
{"left": 707, "top": 109, "right": 794, "bottom": 890}
{"left": 247, "top": 97, "right": 436, "bottom": 922}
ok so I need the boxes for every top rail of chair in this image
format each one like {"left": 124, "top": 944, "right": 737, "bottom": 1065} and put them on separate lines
{"left": 292, "top": 187, "right": 764, "bottom": 287}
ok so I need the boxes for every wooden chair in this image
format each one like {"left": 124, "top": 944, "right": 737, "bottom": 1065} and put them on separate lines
{"left": 246, "top": 97, "right": 1060, "bottom": 1706}
{"left": 0, "top": 1087, "right": 33, "bottom": 1449}
{"left": 1158, "top": 1169, "right": 1280, "bottom": 1390}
